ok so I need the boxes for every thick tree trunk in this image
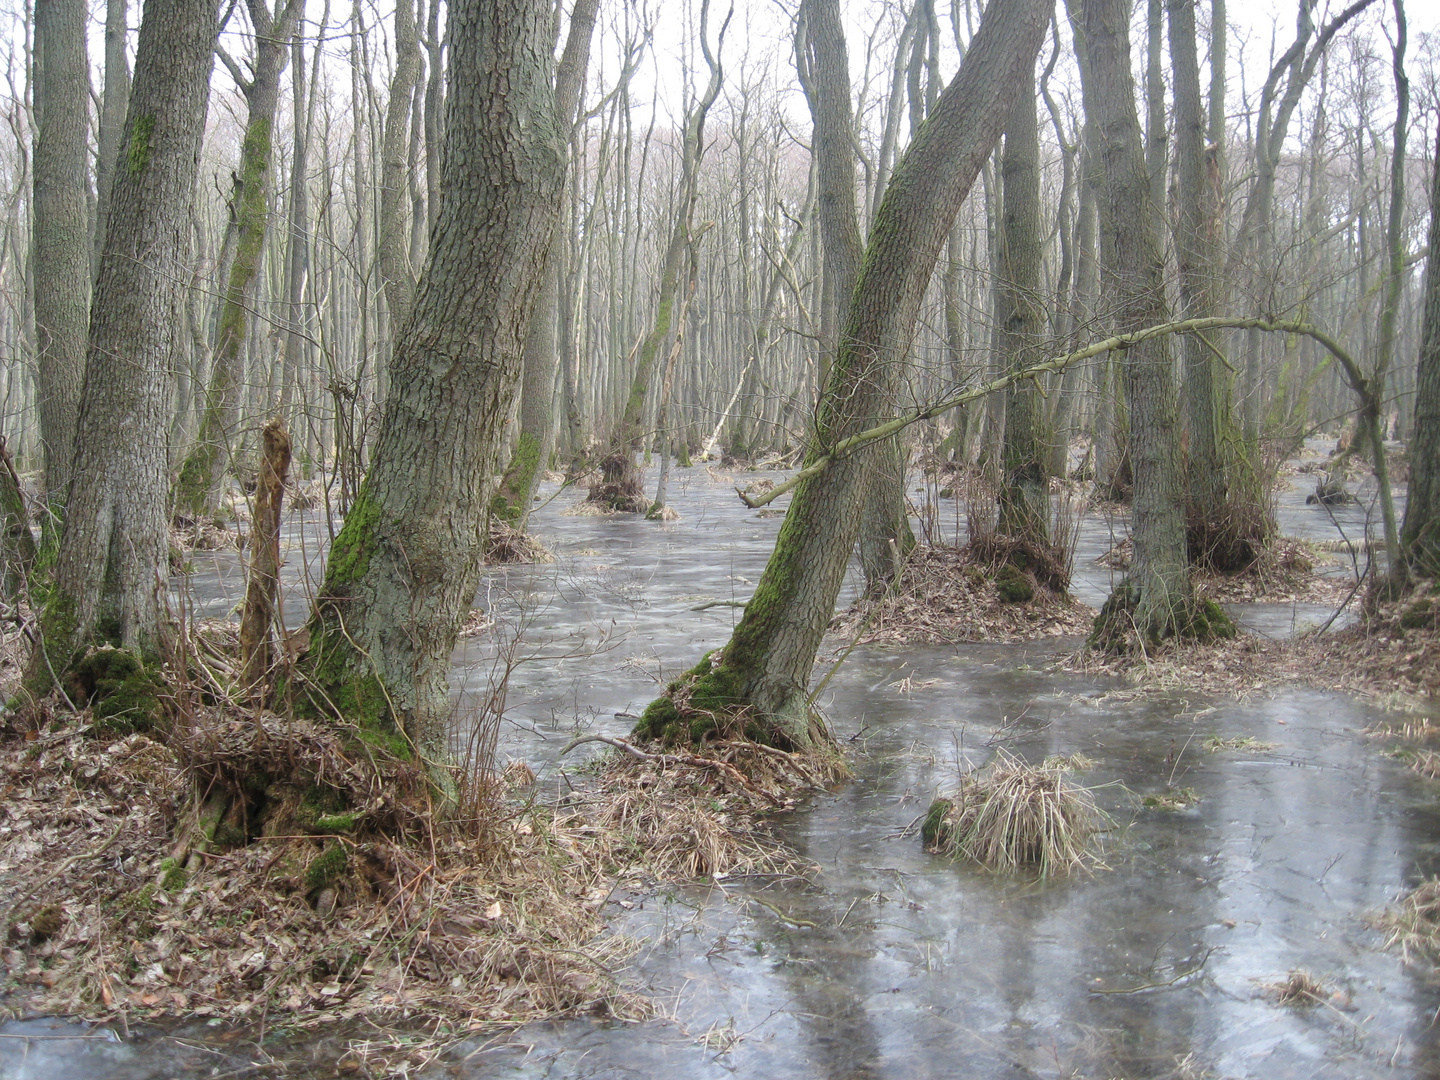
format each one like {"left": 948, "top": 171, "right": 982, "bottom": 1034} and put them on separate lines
{"left": 32, "top": 0, "right": 90, "bottom": 504}
{"left": 1071, "top": 0, "right": 1220, "bottom": 645}
{"left": 996, "top": 80, "right": 1048, "bottom": 544}
{"left": 299, "top": 0, "right": 566, "bottom": 764}
{"left": 1401, "top": 123, "right": 1440, "bottom": 578}
{"left": 635, "top": 0, "right": 1050, "bottom": 751}
{"left": 32, "top": 0, "right": 216, "bottom": 673}
{"left": 174, "top": 0, "right": 297, "bottom": 520}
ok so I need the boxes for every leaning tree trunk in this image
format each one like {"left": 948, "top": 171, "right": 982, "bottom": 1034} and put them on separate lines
{"left": 1401, "top": 122, "right": 1440, "bottom": 579}
{"left": 798, "top": 0, "right": 915, "bottom": 595}
{"left": 93, "top": 0, "right": 130, "bottom": 278}
{"left": 996, "top": 77, "right": 1048, "bottom": 545}
{"left": 32, "top": 0, "right": 90, "bottom": 506}
{"left": 173, "top": 0, "right": 298, "bottom": 520}
{"left": 1071, "top": 0, "right": 1224, "bottom": 646}
{"left": 298, "top": 0, "right": 567, "bottom": 765}
{"left": 634, "top": 0, "right": 1050, "bottom": 752}
{"left": 31, "top": 0, "right": 216, "bottom": 678}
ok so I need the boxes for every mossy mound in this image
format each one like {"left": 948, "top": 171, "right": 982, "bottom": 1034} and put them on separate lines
{"left": 633, "top": 651, "right": 763, "bottom": 747}
{"left": 1089, "top": 578, "right": 1237, "bottom": 653}
{"left": 995, "top": 565, "right": 1035, "bottom": 604}
{"left": 66, "top": 646, "right": 164, "bottom": 735}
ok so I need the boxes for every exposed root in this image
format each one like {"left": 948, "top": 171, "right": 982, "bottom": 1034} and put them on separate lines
{"left": 584, "top": 453, "right": 647, "bottom": 514}
{"left": 921, "top": 750, "right": 1104, "bottom": 877}
{"left": 484, "top": 520, "right": 555, "bottom": 564}
{"left": 831, "top": 544, "right": 1094, "bottom": 646}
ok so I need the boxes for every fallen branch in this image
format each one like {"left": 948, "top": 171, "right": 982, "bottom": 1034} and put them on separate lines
{"left": 737, "top": 316, "right": 1393, "bottom": 516}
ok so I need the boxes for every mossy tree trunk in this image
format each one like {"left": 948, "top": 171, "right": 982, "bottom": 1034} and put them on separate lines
{"left": 491, "top": 0, "right": 600, "bottom": 528}
{"left": 1070, "top": 0, "right": 1215, "bottom": 645}
{"left": 32, "top": 0, "right": 90, "bottom": 507}
{"left": 298, "top": 0, "right": 569, "bottom": 764}
{"left": 635, "top": 0, "right": 1050, "bottom": 751}
{"left": 173, "top": 0, "right": 299, "bottom": 521}
{"left": 996, "top": 79, "right": 1048, "bottom": 545}
{"left": 30, "top": 0, "right": 217, "bottom": 676}
{"left": 1402, "top": 122, "right": 1440, "bottom": 579}
{"left": 1, "top": 435, "right": 37, "bottom": 597}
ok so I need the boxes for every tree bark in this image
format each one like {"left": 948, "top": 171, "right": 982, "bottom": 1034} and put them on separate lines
{"left": 93, "top": 0, "right": 131, "bottom": 279}
{"left": 996, "top": 79, "right": 1048, "bottom": 544}
{"left": 239, "top": 417, "right": 291, "bottom": 696}
{"left": 32, "top": 0, "right": 90, "bottom": 504}
{"left": 1071, "top": 0, "right": 1216, "bottom": 645}
{"left": 299, "top": 0, "right": 566, "bottom": 764}
{"left": 635, "top": 0, "right": 1051, "bottom": 751}
{"left": 1401, "top": 123, "right": 1440, "bottom": 577}
{"left": 376, "top": 0, "right": 421, "bottom": 336}
{"left": 491, "top": 0, "right": 601, "bottom": 528}
{"left": 32, "top": 0, "right": 217, "bottom": 673}
{"left": 1, "top": 435, "right": 37, "bottom": 597}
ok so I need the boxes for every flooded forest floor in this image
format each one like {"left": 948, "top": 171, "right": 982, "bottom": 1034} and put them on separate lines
{"left": 5, "top": 439, "right": 1440, "bottom": 1079}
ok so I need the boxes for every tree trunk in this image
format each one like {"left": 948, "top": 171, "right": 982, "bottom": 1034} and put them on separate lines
{"left": 173, "top": 0, "right": 298, "bottom": 520}
{"left": 239, "top": 417, "right": 291, "bottom": 697}
{"left": 1401, "top": 122, "right": 1440, "bottom": 577}
{"left": 93, "top": 0, "right": 131, "bottom": 278}
{"left": 996, "top": 79, "right": 1048, "bottom": 545}
{"left": 298, "top": 0, "right": 566, "bottom": 764}
{"left": 32, "top": 0, "right": 90, "bottom": 504}
{"left": 634, "top": 0, "right": 1050, "bottom": 751}
{"left": 32, "top": 0, "right": 217, "bottom": 674}
{"left": 376, "top": 0, "right": 421, "bottom": 336}
{"left": 1071, "top": 0, "right": 1222, "bottom": 645}
{"left": 490, "top": 0, "right": 600, "bottom": 528}
{"left": 1, "top": 435, "right": 37, "bottom": 597}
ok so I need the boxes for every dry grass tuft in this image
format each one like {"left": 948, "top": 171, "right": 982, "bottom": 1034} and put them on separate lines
{"left": 922, "top": 750, "right": 1103, "bottom": 877}
{"left": 1371, "top": 878, "right": 1440, "bottom": 965}
{"left": 170, "top": 516, "right": 239, "bottom": 553}
{"left": 1261, "top": 969, "right": 1330, "bottom": 1007}
{"left": 484, "top": 520, "right": 555, "bottom": 564}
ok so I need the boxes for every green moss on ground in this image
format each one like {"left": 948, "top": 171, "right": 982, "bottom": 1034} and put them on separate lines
{"left": 995, "top": 565, "right": 1035, "bottom": 604}
{"left": 66, "top": 647, "right": 164, "bottom": 734}
{"left": 306, "top": 842, "right": 348, "bottom": 892}
{"left": 920, "top": 798, "right": 953, "bottom": 847}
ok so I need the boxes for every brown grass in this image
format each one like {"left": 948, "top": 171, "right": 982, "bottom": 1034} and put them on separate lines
{"left": 1371, "top": 879, "right": 1440, "bottom": 965}
{"left": 924, "top": 750, "right": 1103, "bottom": 877}
{"left": 831, "top": 544, "right": 1094, "bottom": 646}
{"left": 1261, "top": 969, "right": 1331, "bottom": 1007}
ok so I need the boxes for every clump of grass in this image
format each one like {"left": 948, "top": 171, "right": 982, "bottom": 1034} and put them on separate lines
{"left": 1042, "top": 751, "right": 1095, "bottom": 772}
{"left": 1203, "top": 735, "right": 1275, "bottom": 753}
{"left": 1261, "top": 969, "right": 1329, "bottom": 1007}
{"left": 1371, "top": 878, "right": 1440, "bottom": 964}
{"left": 1142, "top": 786, "right": 1200, "bottom": 811}
{"left": 922, "top": 750, "right": 1103, "bottom": 877}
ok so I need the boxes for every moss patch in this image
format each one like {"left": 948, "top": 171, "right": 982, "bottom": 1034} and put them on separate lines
{"left": 66, "top": 647, "right": 164, "bottom": 735}
{"left": 306, "top": 841, "right": 348, "bottom": 893}
{"left": 995, "top": 565, "right": 1035, "bottom": 604}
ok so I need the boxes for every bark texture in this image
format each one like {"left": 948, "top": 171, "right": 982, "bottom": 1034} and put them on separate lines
{"left": 300, "top": 0, "right": 565, "bottom": 762}
{"left": 32, "top": 0, "right": 90, "bottom": 502}
{"left": 636, "top": 0, "right": 1051, "bottom": 750}
{"left": 996, "top": 81, "right": 1048, "bottom": 544}
{"left": 1402, "top": 124, "right": 1440, "bottom": 578}
{"left": 239, "top": 417, "right": 292, "bottom": 696}
{"left": 1071, "top": 0, "right": 1218, "bottom": 644}
{"left": 33, "top": 0, "right": 216, "bottom": 670}
{"left": 491, "top": 0, "right": 600, "bottom": 527}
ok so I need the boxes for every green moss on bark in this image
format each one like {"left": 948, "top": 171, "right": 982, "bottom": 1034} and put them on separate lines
{"left": 491, "top": 430, "right": 542, "bottom": 525}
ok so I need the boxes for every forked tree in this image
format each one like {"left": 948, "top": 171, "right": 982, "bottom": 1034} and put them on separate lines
{"left": 633, "top": 0, "right": 1052, "bottom": 754}
{"left": 31, "top": 0, "right": 218, "bottom": 675}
